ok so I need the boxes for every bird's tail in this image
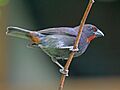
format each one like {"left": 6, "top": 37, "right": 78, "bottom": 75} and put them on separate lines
{"left": 6, "top": 26, "right": 32, "bottom": 40}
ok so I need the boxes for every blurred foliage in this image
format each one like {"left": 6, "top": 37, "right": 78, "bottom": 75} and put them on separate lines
{"left": 0, "top": 0, "right": 9, "bottom": 6}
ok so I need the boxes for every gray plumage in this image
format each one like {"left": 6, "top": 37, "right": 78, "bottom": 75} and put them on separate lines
{"left": 6, "top": 24, "right": 104, "bottom": 76}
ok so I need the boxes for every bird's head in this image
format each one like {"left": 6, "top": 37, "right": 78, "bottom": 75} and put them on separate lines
{"left": 83, "top": 24, "right": 104, "bottom": 43}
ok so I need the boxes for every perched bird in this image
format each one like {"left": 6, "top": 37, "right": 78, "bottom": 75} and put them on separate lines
{"left": 6, "top": 24, "right": 104, "bottom": 76}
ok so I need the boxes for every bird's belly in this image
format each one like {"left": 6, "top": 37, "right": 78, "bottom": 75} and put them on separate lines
{"left": 40, "top": 46, "right": 84, "bottom": 60}
{"left": 41, "top": 47, "right": 71, "bottom": 59}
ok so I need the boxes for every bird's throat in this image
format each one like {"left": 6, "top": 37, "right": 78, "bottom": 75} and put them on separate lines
{"left": 87, "top": 35, "right": 96, "bottom": 43}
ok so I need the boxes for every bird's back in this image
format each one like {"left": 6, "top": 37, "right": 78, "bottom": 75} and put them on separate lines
{"left": 39, "top": 27, "right": 78, "bottom": 37}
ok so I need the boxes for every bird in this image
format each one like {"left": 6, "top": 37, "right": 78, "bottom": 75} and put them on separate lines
{"left": 6, "top": 24, "right": 104, "bottom": 76}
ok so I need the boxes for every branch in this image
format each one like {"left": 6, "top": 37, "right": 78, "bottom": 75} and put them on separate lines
{"left": 58, "top": 0, "right": 95, "bottom": 90}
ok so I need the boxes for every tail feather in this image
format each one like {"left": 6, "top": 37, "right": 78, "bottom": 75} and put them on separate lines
{"left": 6, "top": 26, "right": 32, "bottom": 39}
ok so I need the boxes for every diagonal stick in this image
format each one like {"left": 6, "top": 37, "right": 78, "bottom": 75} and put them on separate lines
{"left": 58, "top": 0, "right": 95, "bottom": 90}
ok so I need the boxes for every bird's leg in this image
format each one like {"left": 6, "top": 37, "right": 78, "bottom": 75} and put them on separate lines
{"left": 51, "top": 57, "right": 69, "bottom": 76}
{"left": 51, "top": 57, "right": 64, "bottom": 69}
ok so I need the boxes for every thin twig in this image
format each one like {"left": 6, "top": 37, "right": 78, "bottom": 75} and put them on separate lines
{"left": 58, "top": 0, "right": 95, "bottom": 90}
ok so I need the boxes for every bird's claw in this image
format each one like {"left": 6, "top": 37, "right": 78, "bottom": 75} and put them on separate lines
{"left": 59, "top": 68, "right": 69, "bottom": 76}
{"left": 69, "top": 47, "right": 79, "bottom": 52}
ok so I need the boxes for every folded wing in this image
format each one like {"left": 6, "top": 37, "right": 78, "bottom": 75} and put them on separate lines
{"left": 38, "top": 27, "right": 78, "bottom": 37}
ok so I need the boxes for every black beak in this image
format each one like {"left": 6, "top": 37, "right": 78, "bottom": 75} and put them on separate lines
{"left": 94, "top": 29, "right": 104, "bottom": 37}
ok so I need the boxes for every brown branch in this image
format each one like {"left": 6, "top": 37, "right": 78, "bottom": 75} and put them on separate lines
{"left": 58, "top": 0, "right": 95, "bottom": 90}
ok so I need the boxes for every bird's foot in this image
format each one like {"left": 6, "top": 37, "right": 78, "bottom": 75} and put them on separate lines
{"left": 69, "top": 46, "right": 79, "bottom": 52}
{"left": 59, "top": 68, "right": 69, "bottom": 76}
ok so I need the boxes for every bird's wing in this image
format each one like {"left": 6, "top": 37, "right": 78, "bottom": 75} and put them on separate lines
{"left": 38, "top": 27, "right": 78, "bottom": 37}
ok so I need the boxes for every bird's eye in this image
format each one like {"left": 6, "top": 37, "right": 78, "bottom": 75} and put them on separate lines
{"left": 92, "top": 27, "right": 97, "bottom": 32}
